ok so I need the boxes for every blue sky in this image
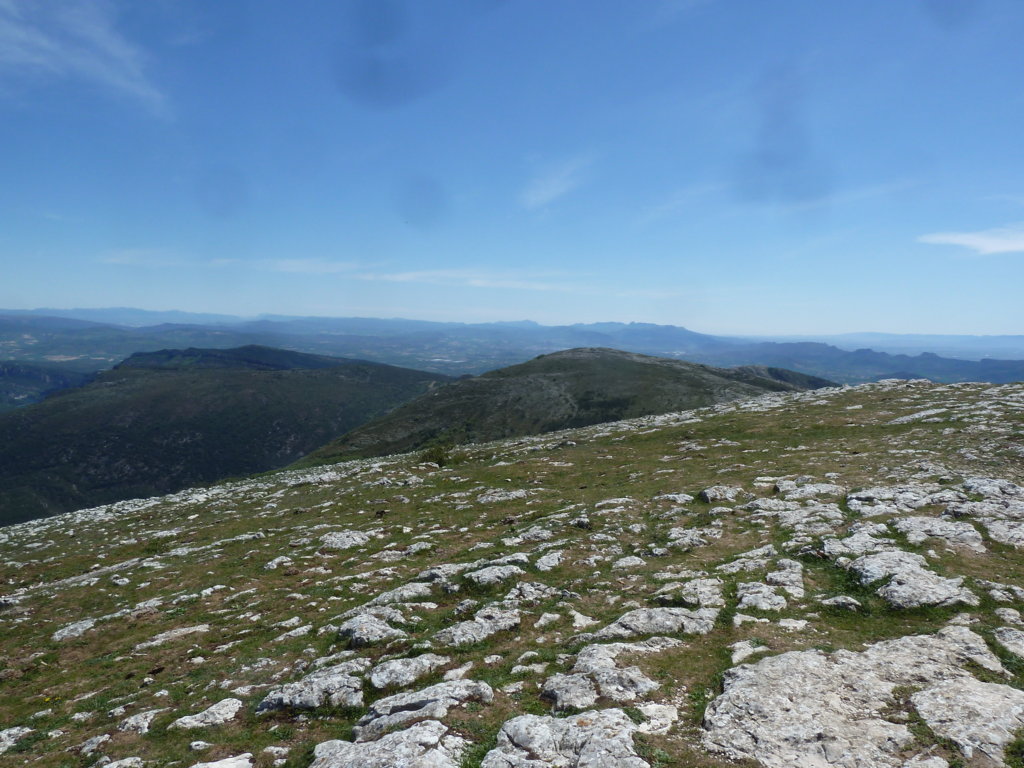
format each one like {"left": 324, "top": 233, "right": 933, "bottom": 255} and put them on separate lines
{"left": 1, "top": 0, "right": 1023, "bottom": 334}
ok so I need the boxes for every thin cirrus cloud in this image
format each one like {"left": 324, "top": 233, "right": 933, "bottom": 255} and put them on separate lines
{"left": 520, "top": 155, "right": 593, "bottom": 210}
{"left": 99, "top": 248, "right": 185, "bottom": 267}
{"left": 356, "top": 268, "right": 569, "bottom": 293}
{"left": 0, "top": 0, "right": 166, "bottom": 114}
{"left": 918, "top": 223, "right": 1024, "bottom": 255}
{"left": 260, "top": 259, "right": 360, "bottom": 275}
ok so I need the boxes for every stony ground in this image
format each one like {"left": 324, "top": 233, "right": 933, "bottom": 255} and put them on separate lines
{"left": 2, "top": 378, "right": 1024, "bottom": 768}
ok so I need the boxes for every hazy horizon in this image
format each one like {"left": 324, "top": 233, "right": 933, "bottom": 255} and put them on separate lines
{"left": 2, "top": 1, "right": 1023, "bottom": 335}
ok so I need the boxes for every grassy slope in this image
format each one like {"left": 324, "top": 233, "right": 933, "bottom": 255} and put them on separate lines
{"left": 0, "top": 359, "right": 448, "bottom": 525}
{"left": 0, "top": 381, "right": 1022, "bottom": 766}
{"left": 300, "top": 347, "right": 833, "bottom": 465}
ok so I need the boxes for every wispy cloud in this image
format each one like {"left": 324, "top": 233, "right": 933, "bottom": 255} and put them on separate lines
{"left": 261, "top": 259, "right": 360, "bottom": 275}
{"left": 520, "top": 155, "right": 593, "bottom": 210}
{"left": 775, "top": 178, "right": 919, "bottom": 214}
{"left": 638, "top": 183, "right": 725, "bottom": 225}
{"left": 0, "top": 0, "right": 166, "bottom": 114}
{"left": 99, "top": 248, "right": 185, "bottom": 267}
{"left": 918, "top": 223, "right": 1024, "bottom": 255}
{"left": 357, "top": 268, "right": 569, "bottom": 292}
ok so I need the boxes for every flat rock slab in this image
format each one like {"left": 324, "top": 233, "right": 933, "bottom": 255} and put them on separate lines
{"left": 703, "top": 625, "right": 1006, "bottom": 768}
{"left": 257, "top": 659, "right": 370, "bottom": 711}
{"left": 591, "top": 607, "right": 718, "bottom": 640}
{"left": 911, "top": 677, "right": 1024, "bottom": 763}
{"left": 481, "top": 708, "right": 649, "bottom": 768}
{"left": 169, "top": 698, "right": 243, "bottom": 730}
{"left": 369, "top": 654, "right": 451, "bottom": 690}
{"left": 311, "top": 720, "right": 467, "bottom": 768}
{"left": 338, "top": 614, "right": 407, "bottom": 647}
{"left": 434, "top": 605, "right": 520, "bottom": 647}
{"left": 189, "top": 755, "right": 253, "bottom": 768}
{"left": 892, "top": 516, "right": 985, "bottom": 553}
{"left": 464, "top": 565, "right": 525, "bottom": 586}
{"left": 849, "top": 550, "right": 978, "bottom": 609}
{"left": 321, "top": 531, "right": 371, "bottom": 550}
{"left": 353, "top": 679, "right": 494, "bottom": 742}
{"left": 543, "top": 636, "right": 680, "bottom": 709}
{"left": 995, "top": 626, "right": 1024, "bottom": 659}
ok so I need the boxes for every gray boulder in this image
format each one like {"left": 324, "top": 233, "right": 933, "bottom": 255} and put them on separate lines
{"left": 310, "top": 720, "right": 467, "bottom": 768}
{"left": 257, "top": 659, "right": 370, "bottom": 711}
{"left": 591, "top": 607, "right": 718, "bottom": 641}
{"left": 481, "top": 709, "right": 649, "bottom": 768}
{"left": 169, "top": 698, "right": 243, "bottom": 730}
{"left": 369, "top": 654, "right": 450, "bottom": 690}
{"left": 352, "top": 680, "right": 494, "bottom": 742}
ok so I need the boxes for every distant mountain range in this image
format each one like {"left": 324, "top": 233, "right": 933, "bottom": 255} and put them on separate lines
{"left": 300, "top": 347, "right": 835, "bottom": 466}
{"left": 1, "top": 309, "right": 1022, "bottom": 393}
{"left": 0, "top": 347, "right": 449, "bottom": 525}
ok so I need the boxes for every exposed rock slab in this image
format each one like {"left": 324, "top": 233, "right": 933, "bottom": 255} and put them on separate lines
{"left": 849, "top": 550, "right": 978, "bottom": 608}
{"left": 911, "top": 677, "right": 1024, "bottom": 763}
{"left": 434, "top": 605, "right": 520, "bottom": 647}
{"left": 169, "top": 698, "right": 243, "bottom": 730}
{"left": 481, "top": 708, "right": 649, "bottom": 768}
{"left": 369, "top": 654, "right": 450, "bottom": 690}
{"left": 590, "top": 607, "right": 718, "bottom": 640}
{"left": 310, "top": 720, "right": 467, "bottom": 768}
{"left": 542, "top": 636, "right": 680, "bottom": 709}
{"left": 703, "top": 625, "right": 1005, "bottom": 768}
{"left": 352, "top": 679, "right": 494, "bottom": 742}
{"left": 257, "top": 658, "right": 371, "bottom": 711}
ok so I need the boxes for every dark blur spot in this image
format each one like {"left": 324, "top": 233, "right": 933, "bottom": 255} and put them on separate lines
{"left": 194, "top": 165, "right": 248, "bottom": 218}
{"left": 394, "top": 174, "right": 448, "bottom": 230}
{"left": 734, "top": 64, "right": 832, "bottom": 207}
{"left": 333, "top": 0, "right": 449, "bottom": 109}
{"left": 922, "top": 0, "right": 982, "bottom": 29}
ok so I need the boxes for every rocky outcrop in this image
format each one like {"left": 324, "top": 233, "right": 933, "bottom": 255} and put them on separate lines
{"left": 481, "top": 709, "right": 650, "bottom": 768}
{"left": 352, "top": 680, "right": 494, "bottom": 742}
{"left": 703, "top": 625, "right": 1007, "bottom": 767}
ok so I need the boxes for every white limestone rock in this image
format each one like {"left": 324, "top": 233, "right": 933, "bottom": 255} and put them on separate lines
{"left": 543, "top": 637, "right": 680, "bottom": 709}
{"left": 911, "top": 677, "right": 1024, "bottom": 763}
{"left": 310, "top": 720, "right": 467, "bottom": 768}
{"left": 434, "top": 605, "right": 520, "bottom": 647}
{"left": 736, "top": 582, "right": 787, "bottom": 612}
{"left": 0, "top": 727, "right": 33, "bottom": 755}
{"left": 892, "top": 516, "right": 985, "bottom": 553}
{"left": 591, "top": 607, "right": 718, "bottom": 640}
{"left": 368, "top": 654, "right": 451, "bottom": 690}
{"left": 536, "top": 550, "right": 563, "bottom": 572}
{"left": 699, "top": 485, "right": 744, "bottom": 503}
{"left": 118, "top": 708, "right": 167, "bottom": 734}
{"left": 337, "top": 614, "right": 407, "bottom": 647}
{"left": 320, "top": 530, "right": 371, "bottom": 550}
{"left": 464, "top": 565, "right": 525, "bottom": 586}
{"left": 189, "top": 755, "right": 253, "bottom": 768}
{"left": 352, "top": 679, "right": 494, "bottom": 742}
{"left": 821, "top": 595, "right": 862, "bottom": 611}
{"left": 257, "top": 659, "right": 371, "bottom": 711}
{"left": 702, "top": 625, "right": 1004, "bottom": 768}
{"left": 612, "top": 556, "right": 647, "bottom": 570}
{"left": 849, "top": 550, "right": 978, "bottom": 609}
{"left": 169, "top": 698, "right": 243, "bottom": 730}
{"left": 481, "top": 709, "right": 649, "bottom": 768}
{"left": 994, "top": 626, "right": 1024, "bottom": 659}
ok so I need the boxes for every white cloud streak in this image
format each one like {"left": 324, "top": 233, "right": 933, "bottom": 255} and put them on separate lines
{"left": 261, "top": 259, "right": 360, "bottom": 274}
{"left": 0, "top": 0, "right": 166, "bottom": 114}
{"left": 918, "top": 223, "right": 1024, "bottom": 255}
{"left": 520, "top": 155, "right": 593, "bottom": 210}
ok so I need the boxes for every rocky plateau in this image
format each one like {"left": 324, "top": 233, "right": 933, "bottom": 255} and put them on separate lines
{"left": 2, "top": 378, "right": 1024, "bottom": 767}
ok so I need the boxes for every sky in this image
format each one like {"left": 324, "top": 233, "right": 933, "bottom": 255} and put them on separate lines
{"left": 1, "top": 0, "right": 1023, "bottom": 335}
